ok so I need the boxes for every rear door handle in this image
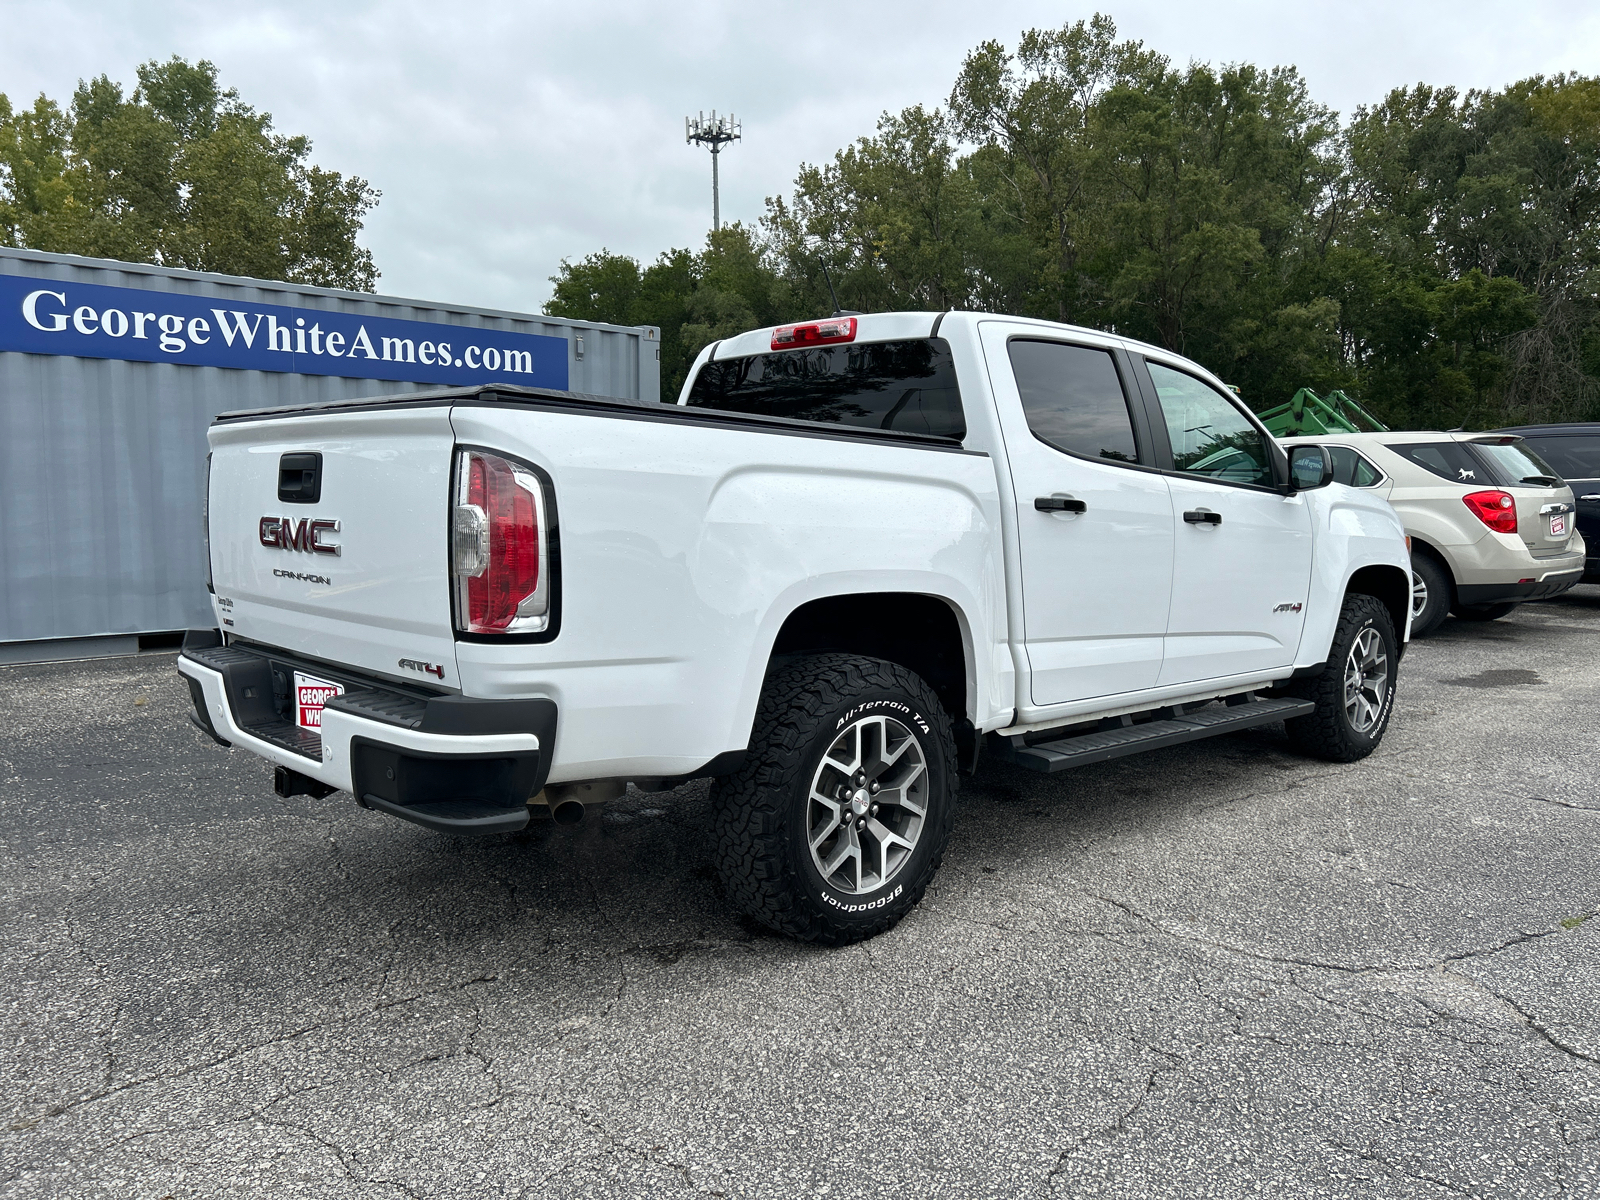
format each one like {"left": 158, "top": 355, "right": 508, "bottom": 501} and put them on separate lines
{"left": 1035, "top": 496, "right": 1087, "bottom": 514}
{"left": 1183, "top": 509, "right": 1222, "bottom": 525}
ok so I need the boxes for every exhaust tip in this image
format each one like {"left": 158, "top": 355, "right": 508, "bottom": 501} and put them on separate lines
{"left": 550, "top": 799, "right": 585, "bottom": 825}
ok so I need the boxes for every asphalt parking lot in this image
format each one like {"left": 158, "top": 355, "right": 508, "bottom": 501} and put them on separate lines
{"left": 3, "top": 590, "right": 1599, "bottom": 1199}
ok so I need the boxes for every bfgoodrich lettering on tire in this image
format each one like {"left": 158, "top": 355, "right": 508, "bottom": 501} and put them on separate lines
{"left": 711, "top": 653, "right": 957, "bottom": 945}
{"left": 1284, "top": 593, "right": 1398, "bottom": 763}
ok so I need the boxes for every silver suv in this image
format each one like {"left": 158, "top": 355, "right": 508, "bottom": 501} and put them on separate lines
{"left": 1280, "top": 432, "right": 1585, "bottom": 636}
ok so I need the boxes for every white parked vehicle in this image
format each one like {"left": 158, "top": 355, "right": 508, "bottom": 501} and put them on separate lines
{"left": 180, "top": 311, "right": 1411, "bottom": 943}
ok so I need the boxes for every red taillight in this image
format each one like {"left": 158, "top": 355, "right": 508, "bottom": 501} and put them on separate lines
{"left": 1462, "top": 489, "right": 1518, "bottom": 534}
{"left": 452, "top": 449, "right": 549, "bottom": 634}
{"left": 771, "top": 316, "right": 856, "bottom": 350}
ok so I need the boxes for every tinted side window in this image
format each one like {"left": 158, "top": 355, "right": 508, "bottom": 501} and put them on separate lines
{"left": 1007, "top": 340, "right": 1139, "bottom": 463}
{"left": 1388, "top": 442, "right": 1488, "bottom": 485}
{"left": 1329, "top": 446, "right": 1383, "bottom": 487}
{"left": 1146, "top": 362, "right": 1273, "bottom": 487}
{"left": 685, "top": 338, "right": 964, "bottom": 439}
{"left": 1522, "top": 435, "right": 1600, "bottom": 481}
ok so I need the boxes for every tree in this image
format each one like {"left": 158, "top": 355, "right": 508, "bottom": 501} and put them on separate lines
{"left": 0, "top": 57, "right": 379, "bottom": 290}
{"left": 546, "top": 225, "right": 807, "bottom": 399}
{"left": 552, "top": 17, "right": 1600, "bottom": 427}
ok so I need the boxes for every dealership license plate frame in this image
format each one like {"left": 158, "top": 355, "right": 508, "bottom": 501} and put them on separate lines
{"left": 293, "top": 670, "right": 344, "bottom": 732}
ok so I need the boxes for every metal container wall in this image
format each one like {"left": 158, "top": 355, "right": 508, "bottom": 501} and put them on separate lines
{"left": 0, "top": 247, "right": 661, "bottom": 648}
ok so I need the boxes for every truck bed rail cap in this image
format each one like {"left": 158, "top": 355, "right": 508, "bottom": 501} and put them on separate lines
{"left": 213, "top": 383, "right": 663, "bottom": 424}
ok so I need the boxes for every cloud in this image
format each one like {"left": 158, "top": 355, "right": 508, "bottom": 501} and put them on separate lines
{"left": 4, "top": 0, "right": 1597, "bottom": 312}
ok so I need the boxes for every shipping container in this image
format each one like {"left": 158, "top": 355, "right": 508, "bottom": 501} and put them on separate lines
{"left": 0, "top": 246, "right": 661, "bottom": 662}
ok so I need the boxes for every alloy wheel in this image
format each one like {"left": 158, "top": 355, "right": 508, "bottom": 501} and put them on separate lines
{"left": 1343, "top": 628, "right": 1389, "bottom": 734}
{"left": 806, "top": 714, "right": 928, "bottom": 894}
{"left": 1411, "top": 570, "right": 1429, "bottom": 618}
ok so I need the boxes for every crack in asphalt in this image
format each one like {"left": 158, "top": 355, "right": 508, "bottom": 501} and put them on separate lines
{"left": 24, "top": 972, "right": 501, "bottom": 1126}
{"left": 1046, "top": 1048, "right": 1186, "bottom": 1189}
{"left": 1532, "top": 795, "right": 1600, "bottom": 813}
{"left": 1089, "top": 891, "right": 1588, "bottom": 977}
{"left": 1085, "top": 892, "right": 1600, "bottom": 1072}
{"left": 1324, "top": 1139, "right": 1478, "bottom": 1197}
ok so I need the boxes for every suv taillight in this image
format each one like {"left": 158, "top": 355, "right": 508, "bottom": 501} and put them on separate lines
{"left": 452, "top": 449, "right": 550, "bottom": 634}
{"left": 1462, "top": 489, "right": 1518, "bottom": 534}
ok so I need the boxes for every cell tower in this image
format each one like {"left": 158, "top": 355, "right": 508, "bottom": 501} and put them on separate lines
{"left": 685, "top": 111, "right": 741, "bottom": 232}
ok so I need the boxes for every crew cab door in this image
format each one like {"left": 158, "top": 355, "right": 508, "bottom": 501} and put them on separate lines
{"left": 1133, "top": 358, "right": 1314, "bottom": 687}
{"left": 981, "top": 324, "right": 1175, "bottom": 705}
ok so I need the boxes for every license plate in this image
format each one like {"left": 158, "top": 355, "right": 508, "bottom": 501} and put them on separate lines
{"left": 293, "top": 671, "right": 343, "bottom": 731}
{"left": 1551, "top": 514, "right": 1568, "bottom": 538}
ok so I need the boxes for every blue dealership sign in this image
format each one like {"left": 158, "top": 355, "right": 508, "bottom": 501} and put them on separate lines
{"left": 0, "top": 274, "right": 569, "bottom": 390}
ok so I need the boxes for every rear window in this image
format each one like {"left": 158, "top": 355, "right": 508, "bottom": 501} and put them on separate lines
{"left": 1519, "top": 435, "right": 1600, "bottom": 481}
{"left": 1388, "top": 441, "right": 1491, "bottom": 486}
{"left": 1007, "top": 339, "right": 1140, "bottom": 463}
{"left": 686, "top": 338, "right": 965, "bottom": 440}
{"left": 1468, "top": 438, "right": 1563, "bottom": 487}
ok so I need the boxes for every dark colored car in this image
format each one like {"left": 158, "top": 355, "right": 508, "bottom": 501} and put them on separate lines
{"left": 1489, "top": 423, "right": 1600, "bottom": 582}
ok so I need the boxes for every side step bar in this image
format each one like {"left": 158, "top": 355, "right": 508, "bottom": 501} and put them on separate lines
{"left": 993, "top": 697, "right": 1315, "bottom": 774}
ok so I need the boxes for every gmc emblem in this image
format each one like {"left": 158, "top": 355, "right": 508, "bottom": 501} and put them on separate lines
{"left": 260, "top": 516, "right": 341, "bottom": 556}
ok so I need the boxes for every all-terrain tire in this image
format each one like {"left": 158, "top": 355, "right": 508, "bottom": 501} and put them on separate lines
{"left": 1452, "top": 602, "right": 1520, "bottom": 621}
{"left": 1409, "top": 551, "right": 1453, "bottom": 638}
{"left": 711, "top": 653, "right": 957, "bottom": 945}
{"left": 1284, "top": 593, "right": 1398, "bottom": 763}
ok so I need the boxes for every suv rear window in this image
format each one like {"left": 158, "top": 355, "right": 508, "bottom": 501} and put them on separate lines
{"left": 1468, "top": 438, "right": 1563, "bottom": 487}
{"left": 686, "top": 338, "right": 964, "bottom": 440}
{"left": 1388, "top": 441, "right": 1490, "bottom": 486}
{"left": 1519, "top": 434, "right": 1600, "bottom": 481}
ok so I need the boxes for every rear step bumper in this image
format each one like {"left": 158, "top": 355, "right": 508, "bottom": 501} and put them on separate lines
{"left": 990, "top": 696, "right": 1315, "bottom": 773}
{"left": 178, "top": 631, "right": 556, "bottom": 836}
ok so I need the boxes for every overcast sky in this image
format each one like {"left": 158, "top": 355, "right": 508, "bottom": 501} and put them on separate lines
{"left": 3, "top": 0, "right": 1598, "bottom": 313}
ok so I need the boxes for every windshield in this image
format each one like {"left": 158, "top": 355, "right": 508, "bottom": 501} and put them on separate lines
{"left": 1469, "top": 438, "right": 1564, "bottom": 487}
{"left": 686, "top": 338, "right": 965, "bottom": 440}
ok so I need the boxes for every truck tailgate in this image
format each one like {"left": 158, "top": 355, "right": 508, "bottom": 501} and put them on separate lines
{"left": 207, "top": 407, "right": 458, "bottom": 686}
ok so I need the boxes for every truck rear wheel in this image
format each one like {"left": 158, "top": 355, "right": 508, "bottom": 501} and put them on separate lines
{"left": 1284, "top": 593, "right": 1398, "bottom": 763}
{"left": 711, "top": 653, "right": 957, "bottom": 945}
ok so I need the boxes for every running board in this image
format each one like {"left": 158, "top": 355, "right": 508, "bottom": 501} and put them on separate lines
{"left": 994, "top": 697, "right": 1315, "bottom": 774}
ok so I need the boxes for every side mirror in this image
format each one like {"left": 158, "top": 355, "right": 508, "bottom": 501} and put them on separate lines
{"left": 1288, "top": 445, "right": 1335, "bottom": 491}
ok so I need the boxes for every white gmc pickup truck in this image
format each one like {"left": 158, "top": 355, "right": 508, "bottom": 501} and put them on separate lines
{"left": 180, "top": 311, "right": 1411, "bottom": 943}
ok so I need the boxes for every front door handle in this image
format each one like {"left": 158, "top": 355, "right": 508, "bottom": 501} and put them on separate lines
{"left": 1183, "top": 509, "right": 1222, "bottom": 525}
{"left": 1035, "top": 496, "right": 1088, "bottom": 514}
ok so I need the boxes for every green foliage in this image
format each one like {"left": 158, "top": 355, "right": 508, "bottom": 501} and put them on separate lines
{"left": 0, "top": 57, "right": 379, "bottom": 290}
{"left": 558, "top": 15, "right": 1600, "bottom": 428}
{"left": 546, "top": 224, "right": 807, "bottom": 399}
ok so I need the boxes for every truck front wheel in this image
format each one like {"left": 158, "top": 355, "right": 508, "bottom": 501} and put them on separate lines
{"left": 711, "top": 653, "right": 957, "bottom": 945}
{"left": 1284, "top": 593, "right": 1398, "bottom": 763}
